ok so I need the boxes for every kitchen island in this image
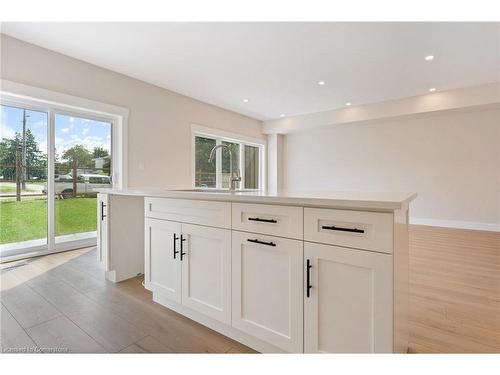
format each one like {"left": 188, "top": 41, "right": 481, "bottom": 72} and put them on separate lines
{"left": 96, "top": 188, "right": 416, "bottom": 353}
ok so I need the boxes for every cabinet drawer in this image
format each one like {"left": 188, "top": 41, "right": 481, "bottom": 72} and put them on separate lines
{"left": 304, "top": 208, "right": 393, "bottom": 253}
{"left": 145, "top": 197, "right": 231, "bottom": 229}
{"left": 232, "top": 203, "right": 303, "bottom": 240}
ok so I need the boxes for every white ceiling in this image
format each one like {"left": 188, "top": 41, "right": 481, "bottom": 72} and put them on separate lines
{"left": 2, "top": 22, "right": 499, "bottom": 120}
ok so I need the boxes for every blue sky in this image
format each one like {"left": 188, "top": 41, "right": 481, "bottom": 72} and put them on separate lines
{"left": 0, "top": 105, "right": 111, "bottom": 158}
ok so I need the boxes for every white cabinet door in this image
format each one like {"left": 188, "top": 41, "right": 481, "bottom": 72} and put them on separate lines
{"left": 232, "top": 231, "right": 303, "bottom": 352}
{"left": 304, "top": 242, "right": 393, "bottom": 353}
{"left": 181, "top": 224, "right": 231, "bottom": 324}
{"left": 97, "top": 193, "right": 109, "bottom": 271}
{"left": 145, "top": 218, "right": 182, "bottom": 303}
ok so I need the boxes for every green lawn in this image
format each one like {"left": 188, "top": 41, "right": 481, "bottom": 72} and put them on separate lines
{"left": 0, "top": 185, "right": 38, "bottom": 193}
{"left": 0, "top": 197, "right": 97, "bottom": 244}
{"left": 0, "top": 186, "right": 17, "bottom": 193}
{"left": 0, "top": 183, "right": 38, "bottom": 193}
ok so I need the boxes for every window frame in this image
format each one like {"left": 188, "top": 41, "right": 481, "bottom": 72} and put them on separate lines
{"left": 191, "top": 124, "right": 266, "bottom": 190}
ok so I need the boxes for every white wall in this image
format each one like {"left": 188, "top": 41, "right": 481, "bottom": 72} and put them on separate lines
{"left": 283, "top": 107, "right": 500, "bottom": 229}
{"left": 0, "top": 34, "right": 264, "bottom": 188}
{"left": 267, "top": 133, "right": 284, "bottom": 193}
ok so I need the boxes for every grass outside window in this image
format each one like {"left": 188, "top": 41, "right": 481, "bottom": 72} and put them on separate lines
{"left": 0, "top": 197, "right": 97, "bottom": 244}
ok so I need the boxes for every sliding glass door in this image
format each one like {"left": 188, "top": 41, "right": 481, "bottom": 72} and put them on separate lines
{"left": 0, "top": 105, "right": 48, "bottom": 250}
{"left": 0, "top": 103, "right": 114, "bottom": 260}
{"left": 54, "top": 113, "right": 112, "bottom": 244}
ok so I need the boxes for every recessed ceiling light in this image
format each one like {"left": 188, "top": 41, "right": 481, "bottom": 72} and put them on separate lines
{"left": 428, "top": 87, "right": 436, "bottom": 92}
{"left": 345, "top": 102, "right": 352, "bottom": 106}
{"left": 317, "top": 81, "right": 326, "bottom": 86}
{"left": 242, "top": 98, "right": 249, "bottom": 103}
{"left": 425, "top": 55, "right": 434, "bottom": 61}
{"left": 280, "top": 114, "right": 285, "bottom": 118}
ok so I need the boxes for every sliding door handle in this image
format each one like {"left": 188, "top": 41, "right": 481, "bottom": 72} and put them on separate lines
{"left": 101, "top": 201, "right": 107, "bottom": 221}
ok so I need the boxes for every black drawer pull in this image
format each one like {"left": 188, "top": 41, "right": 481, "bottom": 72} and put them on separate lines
{"left": 306, "top": 259, "right": 312, "bottom": 298}
{"left": 180, "top": 234, "right": 187, "bottom": 261}
{"left": 321, "top": 225, "right": 364, "bottom": 234}
{"left": 247, "top": 238, "right": 276, "bottom": 247}
{"left": 173, "top": 234, "right": 179, "bottom": 259}
{"left": 248, "top": 217, "right": 277, "bottom": 223}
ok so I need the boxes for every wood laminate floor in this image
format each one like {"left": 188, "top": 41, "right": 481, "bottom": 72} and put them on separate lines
{"left": 408, "top": 225, "right": 500, "bottom": 353}
{"left": 1, "top": 225, "right": 498, "bottom": 353}
{"left": 0, "top": 247, "right": 256, "bottom": 354}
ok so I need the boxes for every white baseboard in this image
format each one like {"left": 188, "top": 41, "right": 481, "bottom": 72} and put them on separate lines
{"left": 410, "top": 217, "right": 500, "bottom": 232}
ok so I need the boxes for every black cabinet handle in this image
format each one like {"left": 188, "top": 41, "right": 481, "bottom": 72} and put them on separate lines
{"left": 101, "top": 201, "right": 107, "bottom": 221}
{"left": 247, "top": 238, "right": 276, "bottom": 247}
{"left": 173, "top": 234, "right": 179, "bottom": 259}
{"left": 180, "top": 234, "right": 187, "bottom": 261}
{"left": 248, "top": 217, "right": 277, "bottom": 224}
{"left": 321, "top": 225, "right": 364, "bottom": 234}
{"left": 306, "top": 259, "right": 312, "bottom": 298}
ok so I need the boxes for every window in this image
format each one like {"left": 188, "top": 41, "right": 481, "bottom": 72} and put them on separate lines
{"left": 194, "top": 136, "right": 216, "bottom": 188}
{"left": 244, "top": 145, "right": 260, "bottom": 189}
{"left": 193, "top": 126, "right": 265, "bottom": 190}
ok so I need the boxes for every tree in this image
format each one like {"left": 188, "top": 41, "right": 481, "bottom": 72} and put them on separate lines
{"left": 25, "top": 129, "right": 46, "bottom": 179}
{"left": 0, "top": 129, "right": 46, "bottom": 180}
{"left": 62, "top": 144, "right": 92, "bottom": 168}
{"left": 92, "top": 146, "right": 109, "bottom": 158}
{"left": 0, "top": 138, "right": 16, "bottom": 180}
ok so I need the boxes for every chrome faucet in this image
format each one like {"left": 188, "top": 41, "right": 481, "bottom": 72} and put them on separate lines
{"left": 208, "top": 144, "right": 241, "bottom": 190}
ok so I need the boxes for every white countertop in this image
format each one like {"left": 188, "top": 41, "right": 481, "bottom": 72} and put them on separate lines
{"left": 98, "top": 188, "right": 416, "bottom": 211}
